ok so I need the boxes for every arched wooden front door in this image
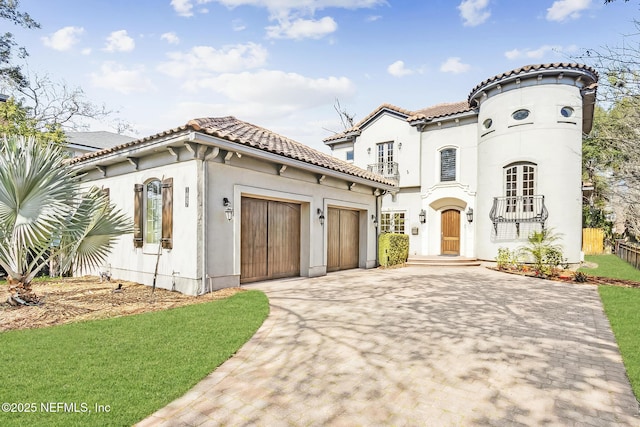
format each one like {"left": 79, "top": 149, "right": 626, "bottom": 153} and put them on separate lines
{"left": 441, "top": 209, "right": 460, "bottom": 255}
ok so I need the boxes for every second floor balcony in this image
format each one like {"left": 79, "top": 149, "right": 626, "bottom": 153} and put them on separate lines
{"left": 367, "top": 162, "right": 399, "bottom": 182}
{"left": 489, "top": 195, "right": 548, "bottom": 235}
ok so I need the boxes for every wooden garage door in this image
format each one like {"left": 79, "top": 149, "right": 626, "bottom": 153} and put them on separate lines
{"left": 441, "top": 209, "right": 460, "bottom": 255}
{"left": 327, "top": 207, "right": 360, "bottom": 272}
{"left": 241, "top": 197, "right": 300, "bottom": 283}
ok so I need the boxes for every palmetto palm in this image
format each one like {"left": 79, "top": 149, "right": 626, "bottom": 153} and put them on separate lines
{"left": 0, "top": 136, "right": 131, "bottom": 303}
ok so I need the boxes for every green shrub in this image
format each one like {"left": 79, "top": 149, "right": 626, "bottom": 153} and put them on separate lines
{"left": 519, "top": 229, "right": 566, "bottom": 277}
{"left": 378, "top": 233, "right": 409, "bottom": 267}
{"left": 496, "top": 247, "right": 521, "bottom": 270}
{"left": 573, "top": 271, "right": 589, "bottom": 282}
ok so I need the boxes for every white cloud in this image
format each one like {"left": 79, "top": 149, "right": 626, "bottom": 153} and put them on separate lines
{"left": 104, "top": 30, "right": 135, "bottom": 52}
{"left": 172, "top": 0, "right": 385, "bottom": 39}
{"left": 81, "top": 48, "right": 92, "bottom": 55}
{"left": 41, "top": 26, "right": 84, "bottom": 51}
{"left": 504, "top": 44, "right": 575, "bottom": 60}
{"left": 440, "top": 57, "right": 470, "bottom": 74}
{"left": 546, "top": 0, "right": 591, "bottom": 22}
{"left": 366, "top": 15, "right": 381, "bottom": 22}
{"left": 159, "top": 42, "right": 268, "bottom": 77}
{"left": 161, "top": 32, "right": 180, "bottom": 44}
{"left": 266, "top": 17, "right": 338, "bottom": 39}
{"left": 387, "top": 60, "right": 414, "bottom": 77}
{"left": 90, "top": 62, "right": 155, "bottom": 94}
{"left": 171, "top": 0, "right": 194, "bottom": 16}
{"left": 458, "top": 0, "right": 490, "bottom": 27}
{"left": 183, "top": 69, "right": 355, "bottom": 110}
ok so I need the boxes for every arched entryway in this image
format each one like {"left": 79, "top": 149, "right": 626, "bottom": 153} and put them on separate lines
{"left": 441, "top": 209, "right": 460, "bottom": 255}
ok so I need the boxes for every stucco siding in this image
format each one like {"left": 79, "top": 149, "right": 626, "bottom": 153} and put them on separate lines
{"left": 80, "top": 159, "right": 201, "bottom": 294}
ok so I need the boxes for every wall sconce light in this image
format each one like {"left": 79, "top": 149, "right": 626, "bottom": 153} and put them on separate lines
{"left": 466, "top": 207, "right": 474, "bottom": 223}
{"left": 367, "top": 147, "right": 371, "bottom": 155}
{"left": 317, "top": 208, "right": 325, "bottom": 226}
{"left": 398, "top": 142, "right": 403, "bottom": 150}
{"left": 371, "top": 214, "right": 378, "bottom": 227}
{"left": 223, "top": 197, "right": 234, "bottom": 221}
{"left": 419, "top": 209, "right": 426, "bottom": 224}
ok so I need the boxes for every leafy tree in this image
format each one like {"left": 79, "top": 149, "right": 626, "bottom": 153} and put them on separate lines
{"left": 0, "top": 97, "right": 65, "bottom": 142}
{"left": 576, "top": 12, "right": 640, "bottom": 240}
{"left": 0, "top": 135, "right": 132, "bottom": 305}
{"left": 0, "top": 0, "right": 40, "bottom": 88}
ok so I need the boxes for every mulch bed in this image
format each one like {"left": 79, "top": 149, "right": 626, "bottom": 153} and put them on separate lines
{"left": 0, "top": 276, "right": 244, "bottom": 332}
{"left": 489, "top": 267, "right": 640, "bottom": 289}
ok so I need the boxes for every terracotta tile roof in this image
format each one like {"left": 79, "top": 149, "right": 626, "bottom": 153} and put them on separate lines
{"left": 468, "top": 62, "right": 598, "bottom": 103}
{"left": 407, "top": 101, "right": 473, "bottom": 123}
{"left": 70, "top": 116, "right": 396, "bottom": 187}
{"left": 323, "top": 103, "right": 412, "bottom": 143}
{"left": 324, "top": 101, "right": 475, "bottom": 142}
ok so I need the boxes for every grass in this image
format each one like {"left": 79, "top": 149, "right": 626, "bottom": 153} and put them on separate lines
{"left": 599, "top": 286, "right": 640, "bottom": 400}
{"left": 580, "top": 254, "right": 640, "bottom": 400}
{"left": 0, "top": 290, "right": 269, "bottom": 427}
{"left": 579, "top": 254, "right": 640, "bottom": 281}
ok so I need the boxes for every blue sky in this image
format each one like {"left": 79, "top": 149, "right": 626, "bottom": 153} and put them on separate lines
{"left": 4, "top": 0, "right": 638, "bottom": 151}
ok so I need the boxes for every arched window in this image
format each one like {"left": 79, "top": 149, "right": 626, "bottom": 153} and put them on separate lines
{"left": 133, "top": 178, "right": 173, "bottom": 249}
{"left": 145, "top": 179, "right": 162, "bottom": 244}
{"left": 504, "top": 162, "right": 536, "bottom": 213}
{"left": 440, "top": 147, "right": 457, "bottom": 182}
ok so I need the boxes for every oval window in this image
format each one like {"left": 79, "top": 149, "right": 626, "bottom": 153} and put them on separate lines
{"left": 512, "top": 109, "right": 530, "bottom": 120}
{"left": 483, "top": 118, "right": 493, "bottom": 129}
{"left": 561, "top": 106, "right": 574, "bottom": 118}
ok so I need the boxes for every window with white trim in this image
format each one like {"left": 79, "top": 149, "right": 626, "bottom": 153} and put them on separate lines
{"left": 380, "top": 212, "right": 406, "bottom": 233}
{"left": 504, "top": 162, "right": 536, "bottom": 213}
{"left": 440, "top": 148, "right": 456, "bottom": 182}
{"left": 145, "top": 180, "right": 162, "bottom": 244}
{"left": 376, "top": 141, "right": 394, "bottom": 174}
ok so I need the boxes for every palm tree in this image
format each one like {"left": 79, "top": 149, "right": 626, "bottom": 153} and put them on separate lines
{"left": 0, "top": 135, "right": 131, "bottom": 305}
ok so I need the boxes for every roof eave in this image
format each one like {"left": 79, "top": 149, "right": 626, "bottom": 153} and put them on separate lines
{"left": 72, "top": 130, "right": 396, "bottom": 191}
{"left": 409, "top": 109, "right": 478, "bottom": 127}
{"left": 190, "top": 132, "right": 396, "bottom": 190}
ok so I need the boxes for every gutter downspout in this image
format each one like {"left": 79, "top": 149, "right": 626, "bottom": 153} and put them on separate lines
{"left": 375, "top": 190, "right": 383, "bottom": 266}
{"left": 200, "top": 156, "right": 207, "bottom": 295}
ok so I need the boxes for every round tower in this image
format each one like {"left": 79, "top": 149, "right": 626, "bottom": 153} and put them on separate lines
{"left": 470, "top": 63, "right": 598, "bottom": 263}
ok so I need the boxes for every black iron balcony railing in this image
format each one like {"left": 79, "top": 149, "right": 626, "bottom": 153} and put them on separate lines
{"left": 367, "top": 162, "right": 399, "bottom": 181}
{"left": 489, "top": 195, "right": 548, "bottom": 235}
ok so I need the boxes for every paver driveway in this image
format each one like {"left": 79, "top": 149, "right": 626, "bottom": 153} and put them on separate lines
{"left": 138, "top": 266, "right": 639, "bottom": 426}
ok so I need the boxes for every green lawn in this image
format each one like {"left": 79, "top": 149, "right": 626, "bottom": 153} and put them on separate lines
{"left": 580, "top": 254, "right": 640, "bottom": 400}
{"left": 0, "top": 290, "right": 269, "bottom": 427}
{"left": 579, "top": 254, "right": 640, "bottom": 281}
{"left": 599, "top": 285, "right": 640, "bottom": 399}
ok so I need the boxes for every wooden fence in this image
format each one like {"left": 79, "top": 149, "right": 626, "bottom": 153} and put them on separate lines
{"left": 616, "top": 241, "right": 640, "bottom": 270}
{"left": 582, "top": 228, "right": 604, "bottom": 255}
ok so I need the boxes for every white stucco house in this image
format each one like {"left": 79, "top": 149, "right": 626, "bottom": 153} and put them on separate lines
{"left": 324, "top": 63, "right": 598, "bottom": 263}
{"left": 70, "top": 117, "right": 396, "bottom": 295}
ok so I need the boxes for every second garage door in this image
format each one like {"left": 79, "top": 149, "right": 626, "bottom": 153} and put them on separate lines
{"left": 327, "top": 207, "right": 360, "bottom": 272}
{"left": 241, "top": 197, "right": 300, "bottom": 283}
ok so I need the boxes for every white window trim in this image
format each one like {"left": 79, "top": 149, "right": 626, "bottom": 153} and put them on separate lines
{"left": 143, "top": 178, "right": 162, "bottom": 254}
{"left": 435, "top": 145, "right": 460, "bottom": 184}
{"left": 503, "top": 162, "right": 537, "bottom": 214}
{"left": 380, "top": 210, "right": 407, "bottom": 234}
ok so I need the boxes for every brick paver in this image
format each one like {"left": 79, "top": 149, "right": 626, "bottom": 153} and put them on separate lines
{"left": 137, "top": 266, "right": 640, "bottom": 426}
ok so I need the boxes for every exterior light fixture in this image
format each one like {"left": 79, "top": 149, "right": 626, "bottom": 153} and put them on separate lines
{"left": 419, "top": 209, "right": 426, "bottom": 224}
{"left": 371, "top": 214, "right": 378, "bottom": 227}
{"left": 367, "top": 147, "right": 371, "bottom": 155}
{"left": 466, "top": 207, "right": 474, "bottom": 223}
{"left": 223, "top": 197, "right": 233, "bottom": 221}
{"left": 398, "top": 142, "right": 403, "bottom": 150}
{"left": 317, "top": 208, "right": 325, "bottom": 226}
